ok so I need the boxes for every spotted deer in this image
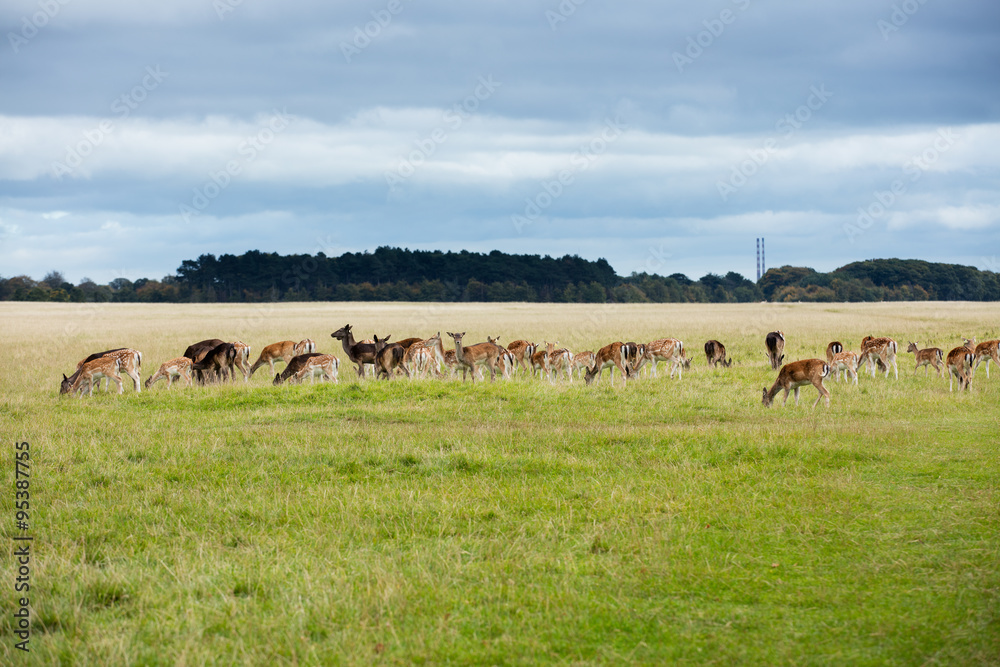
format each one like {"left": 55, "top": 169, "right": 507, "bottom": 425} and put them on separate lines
{"left": 66, "top": 356, "right": 124, "bottom": 397}
{"left": 829, "top": 350, "right": 860, "bottom": 385}
{"left": 145, "top": 357, "right": 194, "bottom": 390}
{"left": 273, "top": 353, "right": 339, "bottom": 385}
{"left": 548, "top": 348, "right": 573, "bottom": 382}
{"left": 231, "top": 341, "right": 252, "bottom": 381}
{"left": 530, "top": 341, "right": 559, "bottom": 381}
{"left": 403, "top": 332, "right": 446, "bottom": 378}
{"left": 571, "top": 351, "right": 596, "bottom": 381}
{"left": 61, "top": 348, "right": 142, "bottom": 394}
{"left": 635, "top": 338, "right": 690, "bottom": 379}
{"left": 971, "top": 339, "right": 1000, "bottom": 378}
{"left": 906, "top": 342, "right": 944, "bottom": 377}
{"left": 762, "top": 359, "right": 831, "bottom": 408}
{"left": 825, "top": 341, "right": 844, "bottom": 364}
{"left": 506, "top": 340, "right": 537, "bottom": 374}
{"left": 858, "top": 336, "right": 898, "bottom": 379}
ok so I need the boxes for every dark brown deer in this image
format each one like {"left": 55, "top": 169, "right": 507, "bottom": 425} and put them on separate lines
{"left": 331, "top": 324, "right": 378, "bottom": 378}
{"left": 373, "top": 335, "right": 410, "bottom": 380}
{"left": 765, "top": 331, "right": 785, "bottom": 370}
{"left": 704, "top": 340, "right": 731, "bottom": 368}
{"left": 191, "top": 342, "right": 238, "bottom": 383}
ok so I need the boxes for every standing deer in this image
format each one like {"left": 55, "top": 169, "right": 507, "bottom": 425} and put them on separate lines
{"left": 825, "top": 341, "right": 844, "bottom": 364}
{"left": 762, "top": 359, "right": 831, "bottom": 408}
{"left": 331, "top": 324, "right": 379, "bottom": 378}
{"left": 858, "top": 336, "right": 898, "bottom": 379}
{"left": 66, "top": 356, "right": 124, "bottom": 397}
{"left": 765, "top": 331, "right": 785, "bottom": 370}
{"left": 446, "top": 332, "right": 501, "bottom": 383}
{"left": 373, "top": 335, "right": 410, "bottom": 380}
{"left": 906, "top": 342, "right": 944, "bottom": 377}
{"left": 584, "top": 342, "right": 632, "bottom": 386}
{"left": 249, "top": 339, "right": 315, "bottom": 378}
{"left": 145, "top": 357, "right": 194, "bottom": 390}
{"left": 945, "top": 346, "right": 974, "bottom": 392}
{"left": 61, "top": 348, "right": 142, "bottom": 394}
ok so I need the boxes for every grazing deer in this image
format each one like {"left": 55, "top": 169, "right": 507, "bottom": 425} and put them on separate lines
{"left": 571, "top": 351, "right": 596, "bottom": 381}
{"left": 970, "top": 339, "right": 1000, "bottom": 378}
{"left": 231, "top": 341, "right": 252, "bottom": 381}
{"left": 621, "top": 342, "right": 646, "bottom": 374}
{"left": 945, "top": 346, "right": 974, "bottom": 392}
{"left": 634, "top": 338, "right": 690, "bottom": 379}
{"left": 829, "top": 350, "right": 860, "bottom": 385}
{"left": 273, "top": 353, "right": 339, "bottom": 385}
{"left": 373, "top": 335, "right": 410, "bottom": 380}
{"left": 762, "top": 359, "right": 831, "bottom": 408}
{"left": 584, "top": 342, "right": 631, "bottom": 386}
{"left": 145, "top": 357, "right": 194, "bottom": 390}
{"left": 858, "top": 336, "right": 898, "bottom": 379}
{"left": 192, "top": 342, "right": 239, "bottom": 383}
{"left": 906, "top": 342, "right": 944, "bottom": 377}
{"left": 548, "top": 348, "right": 573, "bottom": 382}
{"left": 249, "top": 339, "right": 315, "bottom": 378}
{"left": 67, "top": 356, "right": 124, "bottom": 397}
{"left": 61, "top": 347, "right": 143, "bottom": 394}
{"left": 331, "top": 325, "right": 379, "bottom": 378}
{"left": 506, "top": 340, "right": 537, "bottom": 374}
{"left": 447, "top": 332, "right": 501, "bottom": 383}
{"left": 704, "top": 340, "right": 732, "bottom": 368}
{"left": 530, "top": 341, "right": 558, "bottom": 380}
{"left": 765, "top": 331, "right": 785, "bottom": 370}
{"left": 825, "top": 341, "right": 844, "bottom": 364}
{"left": 183, "top": 338, "right": 225, "bottom": 384}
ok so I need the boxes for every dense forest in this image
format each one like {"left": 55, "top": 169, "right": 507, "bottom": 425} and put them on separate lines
{"left": 2, "top": 248, "right": 998, "bottom": 304}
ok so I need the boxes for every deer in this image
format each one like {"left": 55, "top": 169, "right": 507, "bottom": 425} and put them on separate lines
{"left": 571, "top": 351, "right": 596, "bottom": 381}
{"left": 829, "top": 350, "right": 860, "bottom": 385}
{"left": 446, "top": 332, "right": 501, "bottom": 383}
{"left": 548, "top": 348, "right": 573, "bottom": 382}
{"left": 183, "top": 338, "right": 225, "bottom": 384}
{"left": 506, "top": 340, "right": 537, "bottom": 374}
{"left": 331, "top": 324, "right": 379, "bottom": 378}
{"left": 762, "top": 359, "right": 831, "bottom": 408}
{"left": 530, "top": 341, "right": 558, "bottom": 380}
{"left": 403, "top": 333, "right": 445, "bottom": 378}
{"left": 485, "top": 336, "right": 515, "bottom": 380}
{"left": 970, "top": 339, "right": 1000, "bottom": 378}
{"left": 66, "top": 356, "right": 124, "bottom": 397}
{"left": 373, "top": 335, "right": 410, "bottom": 380}
{"left": 825, "top": 341, "right": 844, "bottom": 364}
{"left": 273, "top": 353, "right": 339, "bottom": 385}
{"left": 858, "top": 336, "right": 898, "bottom": 379}
{"left": 231, "top": 341, "right": 252, "bottom": 381}
{"left": 704, "top": 340, "right": 732, "bottom": 368}
{"left": 765, "top": 331, "right": 785, "bottom": 370}
{"left": 906, "top": 342, "right": 944, "bottom": 377}
{"left": 192, "top": 342, "right": 239, "bottom": 383}
{"left": 61, "top": 348, "right": 143, "bottom": 394}
{"left": 584, "top": 342, "right": 632, "bottom": 386}
{"left": 945, "top": 346, "right": 974, "bottom": 392}
{"left": 634, "top": 339, "right": 690, "bottom": 379}
{"left": 249, "top": 339, "right": 315, "bottom": 378}
{"left": 621, "top": 342, "right": 646, "bottom": 374}
{"left": 144, "top": 357, "right": 194, "bottom": 390}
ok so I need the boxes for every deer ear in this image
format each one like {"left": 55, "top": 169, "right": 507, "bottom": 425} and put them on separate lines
{"left": 62, "top": 373, "right": 67, "bottom": 380}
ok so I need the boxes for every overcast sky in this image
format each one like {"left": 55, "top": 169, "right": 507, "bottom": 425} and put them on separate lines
{"left": 2, "top": 0, "right": 998, "bottom": 284}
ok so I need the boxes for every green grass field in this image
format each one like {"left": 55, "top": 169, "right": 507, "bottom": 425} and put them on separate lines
{"left": 1, "top": 301, "right": 998, "bottom": 665}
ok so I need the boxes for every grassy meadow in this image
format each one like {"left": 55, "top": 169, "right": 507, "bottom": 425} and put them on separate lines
{"left": 1, "top": 300, "right": 998, "bottom": 665}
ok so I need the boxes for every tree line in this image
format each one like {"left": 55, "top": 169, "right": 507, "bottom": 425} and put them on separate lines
{"left": 3, "top": 249, "right": 998, "bottom": 304}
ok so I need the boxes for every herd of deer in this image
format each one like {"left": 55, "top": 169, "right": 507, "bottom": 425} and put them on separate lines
{"left": 58, "top": 325, "right": 999, "bottom": 408}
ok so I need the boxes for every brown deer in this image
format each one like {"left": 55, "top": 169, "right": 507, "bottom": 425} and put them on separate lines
{"left": 192, "top": 342, "right": 239, "bottom": 383}
{"left": 231, "top": 341, "right": 252, "bottom": 381}
{"left": 446, "top": 332, "right": 501, "bottom": 382}
{"left": 249, "top": 339, "right": 315, "bottom": 378}
{"left": 331, "top": 324, "right": 379, "bottom": 378}
{"left": 762, "top": 359, "right": 831, "bottom": 408}
{"left": 530, "top": 341, "right": 558, "bottom": 380}
{"left": 403, "top": 332, "right": 445, "bottom": 378}
{"left": 571, "top": 351, "right": 596, "bottom": 381}
{"left": 506, "top": 340, "right": 537, "bottom": 374}
{"left": 183, "top": 338, "right": 225, "bottom": 384}
{"left": 634, "top": 338, "right": 690, "bottom": 379}
{"left": 273, "top": 353, "right": 338, "bottom": 385}
{"left": 825, "top": 341, "right": 843, "bottom": 364}
{"left": 548, "top": 348, "right": 573, "bottom": 382}
{"left": 61, "top": 348, "right": 142, "bottom": 394}
{"left": 373, "top": 335, "right": 410, "bottom": 380}
{"left": 704, "top": 340, "right": 732, "bottom": 368}
{"left": 946, "top": 346, "right": 974, "bottom": 392}
{"left": 765, "top": 331, "right": 785, "bottom": 370}
{"left": 66, "top": 356, "right": 124, "bottom": 397}
{"left": 584, "top": 342, "right": 631, "bottom": 386}
{"left": 145, "top": 357, "right": 194, "bottom": 390}
{"left": 906, "top": 342, "right": 944, "bottom": 377}
{"left": 621, "top": 342, "right": 646, "bottom": 374}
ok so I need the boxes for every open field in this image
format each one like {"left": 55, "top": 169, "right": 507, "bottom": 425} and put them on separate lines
{"left": 1, "top": 300, "right": 999, "bottom": 664}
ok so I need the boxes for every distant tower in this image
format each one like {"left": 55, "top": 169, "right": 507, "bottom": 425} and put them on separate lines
{"left": 756, "top": 238, "right": 761, "bottom": 282}
{"left": 762, "top": 238, "right": 766, "bottom": 277}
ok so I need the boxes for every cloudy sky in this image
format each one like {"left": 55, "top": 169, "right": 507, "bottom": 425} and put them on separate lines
{"left": 2, "top": 0, "right": 998, "bottom": 284}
